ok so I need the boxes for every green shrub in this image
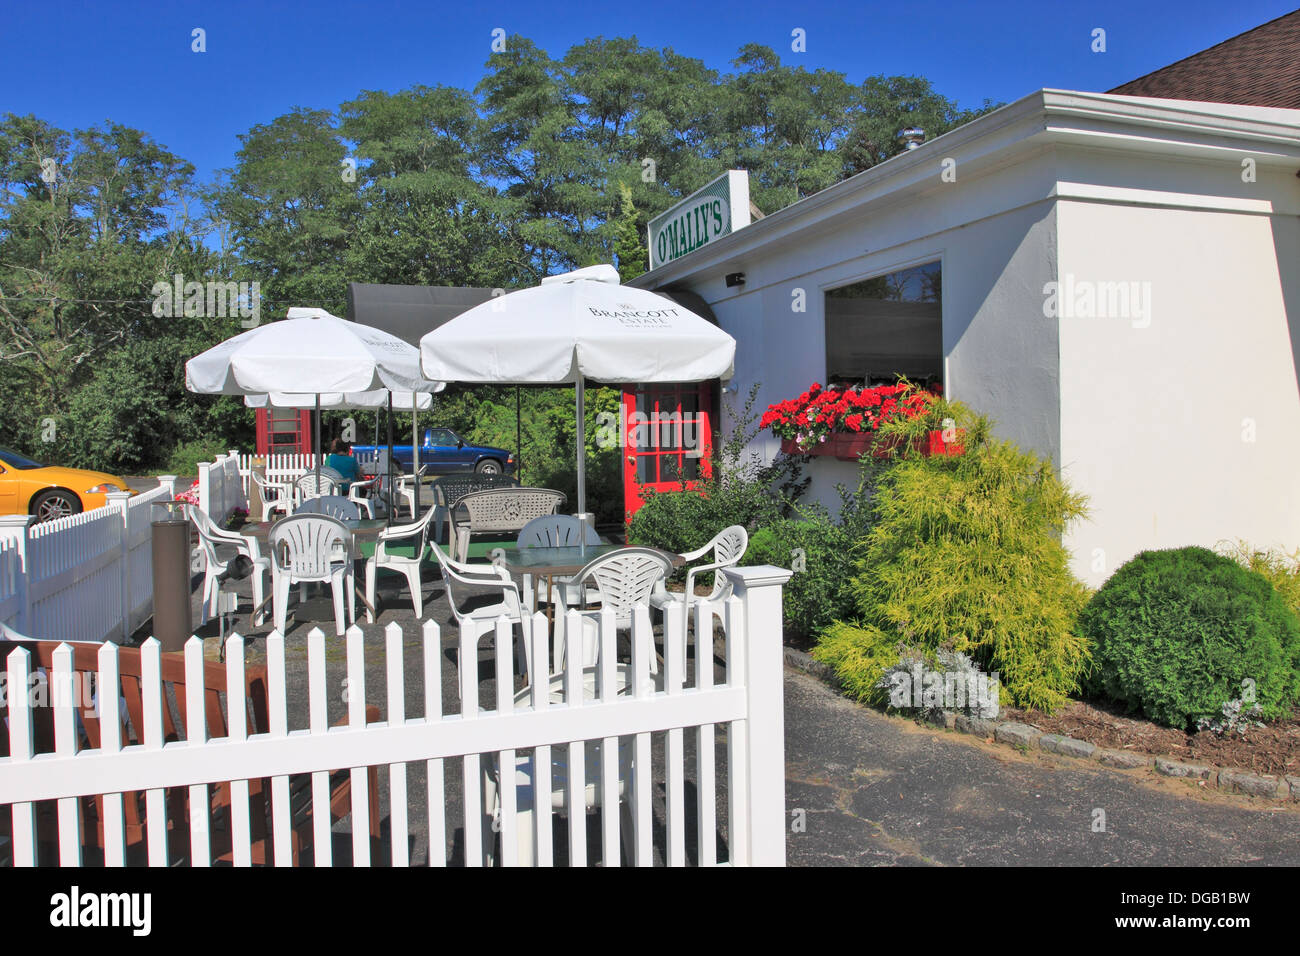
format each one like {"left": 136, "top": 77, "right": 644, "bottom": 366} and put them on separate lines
{"left": 1080, "top": 546, "right": 1300, "bottom": 729}
{"left": 1218, "top": 540, "right": 1300, "bottom": 619}
{"left": 628, "top": 384, "right": 808, "bottom": 555}
{"left": 814, "top": 417, "right": 1092, "bottom": 713}
{"left": 167, "top": 439, "right": 230, "bottom": 477}
{"left": 745, "top": 516, "right": 860, "bottom": 642}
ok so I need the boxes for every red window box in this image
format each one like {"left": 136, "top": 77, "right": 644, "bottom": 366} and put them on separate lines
{"left": 781, "top": 429, "right": 964, "bottom": 460}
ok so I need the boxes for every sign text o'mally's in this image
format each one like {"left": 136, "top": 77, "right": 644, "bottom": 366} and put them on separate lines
{"left": 648, "top": 170, "right": 752, "bottom": 271}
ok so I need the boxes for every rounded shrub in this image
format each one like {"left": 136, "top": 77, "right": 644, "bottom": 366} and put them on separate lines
{"left": 1080, "top": 546, "right": 1300, "bottom": 729}
{"left": 745, "top": 517, "right": 859, "bottom": 642}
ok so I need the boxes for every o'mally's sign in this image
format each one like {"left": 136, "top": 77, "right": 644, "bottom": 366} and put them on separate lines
{"left": 648, "top": 170, "right": 752, "bottom": 270}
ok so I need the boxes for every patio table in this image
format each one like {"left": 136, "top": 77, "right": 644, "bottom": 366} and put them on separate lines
{"left": 492, "top": 543, "right": 684, "bottom": 628}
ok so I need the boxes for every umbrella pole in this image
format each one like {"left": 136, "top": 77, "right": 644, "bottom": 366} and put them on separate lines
{"left": 315, "top": 394, "right": 322, "bottom": 485}
{"left": 386, "top": 392, "right": 395, "bottom": 528}
{"left": 412, "top": 392, "right": 420, "bottom": 517}
{"left": 575, "top": 376, "right": 586, "bottom": 520}
{"left": 516, "top": 386, "right": 522, "bottom": 484}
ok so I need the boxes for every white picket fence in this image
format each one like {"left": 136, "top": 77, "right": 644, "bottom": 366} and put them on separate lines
{"left": 0, "top": 565, "right": 790, "bottom": 866}
{"left": 198, "top": 453, "right": 247, "bottom": 524}
{"left": 0, "top": 481, "right": 175, "bottom": 644}
{"left": 232, "top": 453, "right": 323, "bottom": 502}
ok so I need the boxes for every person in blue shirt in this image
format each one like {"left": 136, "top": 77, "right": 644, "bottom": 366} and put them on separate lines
{"left": 325, "top": 438, "right": 361, "bottom": 493}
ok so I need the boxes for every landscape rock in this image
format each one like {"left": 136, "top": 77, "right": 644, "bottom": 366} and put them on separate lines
{"left": 1096, "top": 749, "right": 1152, "bottom": 770}
{"left": 1038, "top": 734, "right": 1097, "bottom": 760}
{"left": 954, "top": 714, "right": 997, "bottom": 738}
{"left": 994, "top": 722, "right": 1043, "bottom": 748}
{"left": 1218, "top": 769, "right": 1285, "bottom": 798}
{"left": 1154, "top": 757, "right": 1216, "bottom": 782}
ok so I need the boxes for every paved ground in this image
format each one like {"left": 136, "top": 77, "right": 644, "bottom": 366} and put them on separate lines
{"left": 784, "top": 670, "right": 1300, "bottom": 866}
{"left": 172, "top": 525, "right": 1300, "bottom": 867}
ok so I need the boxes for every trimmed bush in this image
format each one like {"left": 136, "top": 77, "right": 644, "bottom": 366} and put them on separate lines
{"left": 167, "top": 439, "right": 230, "bottom": 478}
{"left": 745, "top": 517, "right": 859, "bottom": 642}
{"left": 1081, "top": 546, "right": 1300, "bottom": 729}
{"left": 814, "top": 420, "right": 1092, "bottom": 713}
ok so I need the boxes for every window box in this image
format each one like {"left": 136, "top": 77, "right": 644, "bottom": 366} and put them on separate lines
{"left": 781, "top": 429, "right": 964, "bottom": 460}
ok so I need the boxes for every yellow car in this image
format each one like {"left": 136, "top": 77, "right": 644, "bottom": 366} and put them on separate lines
{"left": 0, "top": 447, "right": 137, "bottom": 523}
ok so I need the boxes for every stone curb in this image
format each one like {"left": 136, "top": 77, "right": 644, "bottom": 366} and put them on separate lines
{"left": 781, "top": 647, "right": 1299, "bottom": 804}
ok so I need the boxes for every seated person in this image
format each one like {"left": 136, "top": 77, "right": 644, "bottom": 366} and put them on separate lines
{"left": 325, "top": 439, "right": 361, "bottom": 494}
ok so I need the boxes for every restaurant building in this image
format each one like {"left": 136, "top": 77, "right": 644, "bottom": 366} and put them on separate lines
{"left": 629, "top": 82, "right": 1300, "bottom": 586}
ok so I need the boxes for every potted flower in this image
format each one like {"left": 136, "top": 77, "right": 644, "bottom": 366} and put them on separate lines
{"left": 761, "top": 381, "right": 964, "bottom": 460}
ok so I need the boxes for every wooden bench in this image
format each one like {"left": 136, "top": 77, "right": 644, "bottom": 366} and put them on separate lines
{"left": 0, "top": 640, "right": 380, "bottom": 866}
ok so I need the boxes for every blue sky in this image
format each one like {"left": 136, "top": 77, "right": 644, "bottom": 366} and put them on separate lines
{"left": 2, "top": 0, "right": 1296, "bottom": 185}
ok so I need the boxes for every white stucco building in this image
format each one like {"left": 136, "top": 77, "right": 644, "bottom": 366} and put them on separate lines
{"left": 631, "top": 89, "right": 1300, "bottom": 587}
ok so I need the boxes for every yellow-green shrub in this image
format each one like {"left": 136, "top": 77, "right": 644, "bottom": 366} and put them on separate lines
{"left": 814, "top": 416, "right": 1092, "bottom": 713}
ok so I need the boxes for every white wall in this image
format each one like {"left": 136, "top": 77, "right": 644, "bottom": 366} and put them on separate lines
{"left": 702, "top": 156, "right": 1064, "bottom": 517}
{"left": 652, "top": 92, "right": 1300, "bottom": 592}
{"left": 1057, "top": 195, "right": 1300, "bottom": 586}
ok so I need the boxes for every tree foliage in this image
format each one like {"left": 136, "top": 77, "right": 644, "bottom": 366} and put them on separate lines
{"left": 0, "top": 38, "right": 995, "bottom": 474}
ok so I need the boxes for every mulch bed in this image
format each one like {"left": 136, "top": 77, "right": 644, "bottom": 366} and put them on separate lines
{"left": 1001, "top": 698, "right": 1300, "bottom": 778}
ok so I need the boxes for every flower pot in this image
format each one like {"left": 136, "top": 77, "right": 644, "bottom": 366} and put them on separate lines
{"left": 780, "top": 429, "right": 964, "bottom": 460}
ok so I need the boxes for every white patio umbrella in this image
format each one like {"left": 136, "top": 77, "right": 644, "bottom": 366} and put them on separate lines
{"left": 186, "top": 307, "right": 438, "bottom": 493}
{"left": 419, "top": 263, "right": 735, "bottom": 518}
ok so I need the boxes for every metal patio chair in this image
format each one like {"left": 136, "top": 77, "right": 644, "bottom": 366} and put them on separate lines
{"left": 452, "top": 487, "right": 566, "bottom": 563}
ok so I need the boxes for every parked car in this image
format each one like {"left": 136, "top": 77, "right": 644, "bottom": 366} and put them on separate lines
{"left": 350, "top": 428, "right": 515, "bottom": 477}
{"left": 0, "top": 447, "right": 137, "bottom": 522}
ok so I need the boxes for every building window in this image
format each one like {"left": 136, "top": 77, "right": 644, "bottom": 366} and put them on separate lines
{"left": 824, "top": 261, "right": 942, "bottom": 387}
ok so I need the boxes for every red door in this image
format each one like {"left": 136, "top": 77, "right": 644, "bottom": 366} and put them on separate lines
{"left": 255, "top": 408, "right": 313, "bottom": 455}
{"left": 622, "top": 383, "right": 714, "bottom": 522}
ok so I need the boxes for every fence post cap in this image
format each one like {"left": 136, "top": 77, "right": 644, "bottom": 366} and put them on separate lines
{"left": 105, "top": 490, "right": 133, "bottom": 502}
{"left": 722, "top": 564, "right": 793, "bottom": 589}
{"left": 0, "top": 514, "right": 35, "bottom": 529}
{"left": 156, "top": 474, "right": 178, "bottom": 483}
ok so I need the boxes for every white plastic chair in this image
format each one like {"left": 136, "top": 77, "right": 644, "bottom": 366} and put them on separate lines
{"left": 559, "top": 547, "right": 674, "bottom": 677}
{"left": 650, "top": 525, "right": 748, "bottom": 666}
{"left": 482, "top": 668, "right": 636, "bottom": 866}
{"left": 396, "top": 465, "right": 428, "bottom": 519}
{"left": 348, "top": 475, "right": 382, "bottom": 518}
{"left": 267, "top": 514, "right": 356, "bottom": 637}
{"left": 251, "top": 472, "right": 291, "bottom": 519}
{"left": 295, "top": 473, "right": 339, "bottom": 506}
{"left": 365, "top": 506, "right": 437, "bottom": 621}
{"left": 515, "top": 515, "right": 601, "bottom": 608}
{"left": 431, "top": 543, "right": 527, "bottom": 675}
{"left": 186, "top": 505, "right": 270, "bottom": 627}
{"left": 295, "top": 495, "right": 361, "bottom": 520}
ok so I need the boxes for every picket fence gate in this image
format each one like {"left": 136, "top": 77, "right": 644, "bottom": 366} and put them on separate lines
{"left": 0, "top": 565, "right": 790, "bottom": 866}
{"left": 197, "top": 453, "right": 247, "bottom": 525}
{"left": 0, "top": 482, "right": 174, "bottom": 644}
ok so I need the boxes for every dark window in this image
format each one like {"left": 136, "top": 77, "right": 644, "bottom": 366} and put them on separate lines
{"left": 825, "top": 261, "right": 942, "bottom": 387}
{"left": 427, "top": 429, "right": 457, "bottom": 446}
{"left": 0, "top": 447, "right": 43, "bottom": 469}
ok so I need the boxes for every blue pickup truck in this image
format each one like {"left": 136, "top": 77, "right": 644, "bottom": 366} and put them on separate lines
{"left": 352, "top": 428, "right": 516, "bottom": 476}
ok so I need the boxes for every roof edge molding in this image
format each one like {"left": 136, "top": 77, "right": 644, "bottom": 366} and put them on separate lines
{"left": 630, "top": 89, "right": 1300, "bottom": 289}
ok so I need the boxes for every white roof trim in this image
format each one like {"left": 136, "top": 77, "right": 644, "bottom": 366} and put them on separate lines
{"left": 631, "top": 88, "right": 1300, "bottom": 289}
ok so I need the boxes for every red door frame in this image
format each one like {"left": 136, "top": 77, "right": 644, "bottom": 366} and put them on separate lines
{"left": 255, "top": 408, "right": 313, "bottom": 456}
{"left": 622, "top": 382, "right": 715, "bottom": 522}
